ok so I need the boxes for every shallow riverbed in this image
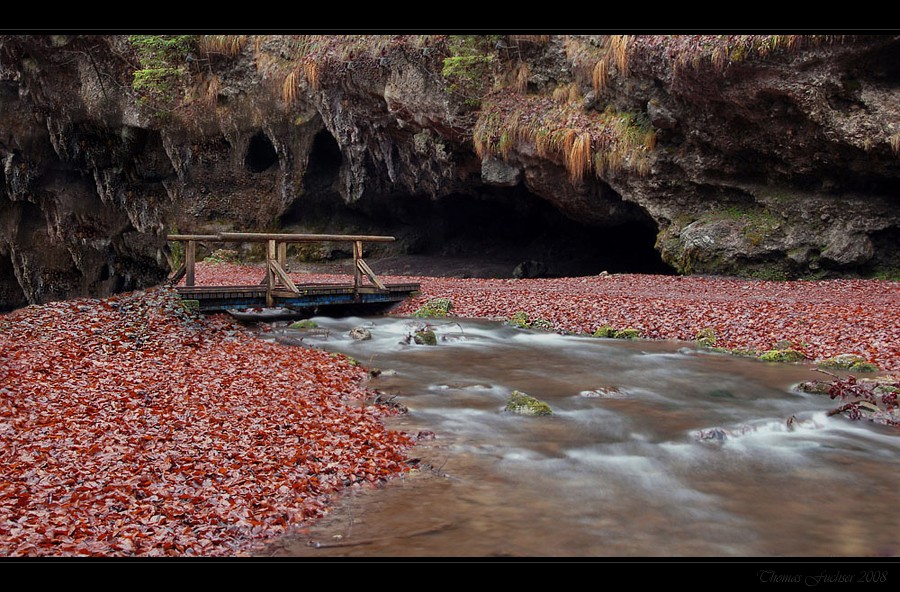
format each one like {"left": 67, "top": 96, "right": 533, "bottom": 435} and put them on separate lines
{"left": 258, "top": 315, "right": 900, "bottom": 558}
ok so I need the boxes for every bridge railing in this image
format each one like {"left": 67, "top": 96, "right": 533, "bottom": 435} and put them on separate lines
{"left": 166, "top": 232, "right": 396, "bottom": 306}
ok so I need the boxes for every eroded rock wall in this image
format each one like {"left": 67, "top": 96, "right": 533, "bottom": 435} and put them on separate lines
{"left": 1, "top": 34, "right": 898, "bottom": 308}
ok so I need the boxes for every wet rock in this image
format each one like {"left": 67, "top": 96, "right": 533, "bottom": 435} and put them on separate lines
{"left": 818, "top": 353, "right": 879, "bottom": 372}
{"left": 513, "top": 260, "right": 547, "bottom": 279}
{"left": 413, "top": 329, "right": 437, "bottom": 345}
{"left": 349, "top": 327, "right": 372, "bottom": 340}
{"left": 504, "top": 390, "right": 552, "bottom": 416}
{"left": 579, "top": 386, "right": 625, "bottom": 398}
{"left": 797, "top": 380, "right": 831, "bottom": 394}
{"left": 697, "top": 427, "right": 730, "bottom": 441}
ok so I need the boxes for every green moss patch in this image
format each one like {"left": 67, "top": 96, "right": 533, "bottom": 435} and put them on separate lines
{"left": 759, "top": 349, "right": 807, "bottom": 363}
{"left": 819, "top": 354, "right": 879, "bottom": 373}
{"left": 592, "top": 325, "right": 616, "bottom": 338}
{"left": 614, "top": 328, "right": 641, "bottom": 340}
{"left": 696, "top": 327, "right": 717, "bottom": 347}
{"left": 504, "top": 390, "right": 553, "bottom": 416}
{"left": 413, "top": 329, "right": 437, "bottom": 345}
{"left": 508, "top": 311, "right": 531, "bottom": 328}
{"left": 180, "top": 299, "right": 200, "bottom": 313}
{"left": 413, "top": 298, "right": 453, "bottom": 318}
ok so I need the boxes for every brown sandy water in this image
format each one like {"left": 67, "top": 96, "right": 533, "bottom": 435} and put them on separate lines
{"left": 256, "top": 316, "right": 900, "bottom": 559}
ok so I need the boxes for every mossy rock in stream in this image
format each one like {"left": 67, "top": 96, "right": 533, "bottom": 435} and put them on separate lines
{"left": 413, "top": 329, "right": 437, "bottom": 345}
{"left": 796, "top": 380, "right": 832, "bottom": 395}
{"left": 592, "top": 325, "right": 616, "bottom": 338}
{"left": 759, "top": 349, "right": 807, "bottom": 363}
{"left": 413, "top": 298, "right": 453, "bottom": 318}
{"left": 289, "top": 319, "right": 318, "bottom": 330}
{"left": 508, "top": 311, "right": 531, "bottom": 328}
{"left": 614, "top": 328, "right": 641, "bottom": 340}
{"left": 819, "top": 354, "right": 879, "bottom": 373}
{"left": 504, "top": 390, "right": 553, "bottom": 416}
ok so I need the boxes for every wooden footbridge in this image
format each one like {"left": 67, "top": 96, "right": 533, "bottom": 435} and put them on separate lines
{"left": 167, "top": 232, "right": 419, "bottom": 317}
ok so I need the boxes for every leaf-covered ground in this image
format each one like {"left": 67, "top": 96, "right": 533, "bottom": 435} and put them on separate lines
{"left": 0, "top": 285, "right": 413, "bottom": 557}
{"left": 2, "top": 262, "right": 897, "bottom": 557}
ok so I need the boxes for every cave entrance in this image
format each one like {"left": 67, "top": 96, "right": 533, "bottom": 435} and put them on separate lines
{"left": 279, "top": 129, "right": 343, "bottom": 226}
{"left": 303, "top": 129, "right": 342, "bottom": 196}
{"left": 280, "top": 137, "right": 673, "bottom": 277}
{"left": 349, "top": 186, "right": 675, "bottom": 278}
{"left": 0, "top": 254, "right": 27, "bottom": 312}
{"left": 410, "top": 189, "right": 674, "bottom": 277}
{"left": 244, "top": 131, "right": 278, "bottom": 173}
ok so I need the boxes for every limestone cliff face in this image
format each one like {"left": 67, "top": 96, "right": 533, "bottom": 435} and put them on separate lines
{"left": 616, "top": 35, "right": 900, "bottom": 277}
{"left": 1, "top": 34, "right": 898, "bottom": 308}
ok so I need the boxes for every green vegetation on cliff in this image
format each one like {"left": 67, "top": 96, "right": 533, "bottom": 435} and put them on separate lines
{"left": 128, "top": 35, "right": 198, "bottom": 114}
{"left": 133, "top": 33, "right": 855, "bottom": 188}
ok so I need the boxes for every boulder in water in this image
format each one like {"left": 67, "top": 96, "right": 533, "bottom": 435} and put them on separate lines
{"left": 350, "top": 327, "right": 372, "bottom": 340}
{"left": 504, "top": 390, "right": 553, "bottom": 416}
{"left": 413, "top": 329, "right": 437, "bottom": 345}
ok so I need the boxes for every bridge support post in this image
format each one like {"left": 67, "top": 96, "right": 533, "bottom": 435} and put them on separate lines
{"left": 352, "top": 240, "right": 363, "bottom": 302}
{"left": 185, "top": 240, "right": 196, "bottom": 287}
{"left": 277, "top": 241, "right": 287, "bottom": 269}
{"left": 266, "top": 239, "right": 276, "bottom": 307}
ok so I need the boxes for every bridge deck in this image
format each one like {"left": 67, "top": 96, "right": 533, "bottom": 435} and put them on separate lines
{"left": 175, "top": 282, "right": 420, "bottom": 313}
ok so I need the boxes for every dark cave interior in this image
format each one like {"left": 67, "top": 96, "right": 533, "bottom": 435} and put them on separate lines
{"left": 279, "top": 130, "right": 674, "bottom": 279}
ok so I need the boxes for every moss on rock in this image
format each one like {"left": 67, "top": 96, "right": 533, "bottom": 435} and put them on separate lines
{"left": 796, "top": 380, "right": 831, "bottom": 394}
{"left": 289, "top": 319, "right": 318, "bottom": 329}
{"left": 759, "top": 349, "right": 807, "bottom": 363}
{"left": 508, "top": 311, "right": 531, "bottom": 328}
{"left": 413, "top": 298, "right": 453, "bottom": 318}
{"left": 819, "top": 354, "right": 879, "bottom": 372}
{"left": 696, "top": 327, "right": 717, "bottom": 347}
{"left": 180, "top": 299, "right": 200, "bottom": 313}
{"left": 413, "top": 328, "right": 437, "bottom": 345}
{"left": 614, "top": 328, "right": 641, "bottom": 340}
{"left": 530, "top": 318, "right": 553, "bottom": 331}
{"left": 592, "top": 325, "right": 616, "bottom": 338}
{"left": 504, "top": 390, "right": 553, "bottom": 416}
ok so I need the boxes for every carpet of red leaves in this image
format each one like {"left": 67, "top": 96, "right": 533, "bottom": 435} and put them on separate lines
{"left": 0, "top": 284, "right": 413, "bottom": 557}
{"left": 2, "top": 262, "right": 897, "bottom": 557}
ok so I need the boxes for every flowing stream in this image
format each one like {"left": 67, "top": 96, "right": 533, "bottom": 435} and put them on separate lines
{"left": 257, "top": 315, "right": 900, "bottom": 558}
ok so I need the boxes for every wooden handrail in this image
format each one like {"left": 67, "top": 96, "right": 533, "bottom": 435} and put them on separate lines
{"left": 166, "top": 234, "right": 221, "bottom": 241}
{"left": 166, "top": 231, "right": 394, "bottom": 300}
{"left": 215, "top": 232, "right": 395, "bottom": 243}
